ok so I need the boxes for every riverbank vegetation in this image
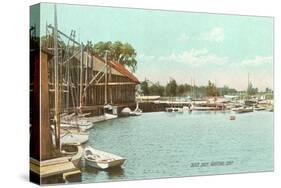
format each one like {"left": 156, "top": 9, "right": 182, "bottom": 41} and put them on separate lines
{"left": 138, "top": 78, "right": 273, "bottom": 99}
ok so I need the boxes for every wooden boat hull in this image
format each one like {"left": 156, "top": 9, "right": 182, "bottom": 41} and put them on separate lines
{"left": 84, "top": 147, "right": 126, "bottom": 170}
{"left": 60, "top": 122, "right": 94, "bottom": 130}
{"left": 60, "top": 132, "right": 89, "bottom": 145}
{"left": 61, "top": 144, "right": 84, "bottom": 167}
{"left": 85, "top": 158, "right": 126, "bottom": 169}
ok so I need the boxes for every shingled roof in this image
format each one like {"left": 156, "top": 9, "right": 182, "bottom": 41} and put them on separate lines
{"left": 108, "top": 60, "right": 140, "bottom": 83}
{"left": 92, "top": 54, "right": 139, "bottom": 84}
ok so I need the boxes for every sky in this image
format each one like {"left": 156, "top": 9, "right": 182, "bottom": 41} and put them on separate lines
{"left": 33, "top": 3, "right": 273, "bottom": 91}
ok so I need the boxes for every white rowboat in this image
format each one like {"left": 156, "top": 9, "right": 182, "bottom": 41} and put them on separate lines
{"left": 84, "top": 146, "right": 126, "bottom": 169}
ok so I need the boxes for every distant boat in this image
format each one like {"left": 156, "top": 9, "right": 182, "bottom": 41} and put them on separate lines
{"left": 191, "top": 106, "right": 220, "bottom": 111}
{"left": 120, "top": 105, "right": 143, "bottom": 117}
{"left": 130, "top": 102, "right": 142, "bottom": 116}
{"left": 120, "top": 107, "right": 131, "bottom": 117}
{"left": 84, "top": 146, "right": 126, "bottom": 169}
{"left": 165, "top": 107, "right": 183, "bottom": 113}
{"left": 130, "top": 109, "right": 142, "bottom": 116}
{"left": 254, "top": 106, "right": 266, "bottom": 111}
{"left": 229, "top": 115, "right": 236, "bottom": 120}
{"left": 182, "top": 106, "right": 192, "bottom": 112}
{"left": 267, "top": 107, "right": 274, "bottom": 112}
{"left": 232, "top": 107, "right": 253, "bottom": 113}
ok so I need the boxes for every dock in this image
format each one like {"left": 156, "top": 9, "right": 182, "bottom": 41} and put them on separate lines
{"left": 30, "top": 157, "right": 81, "bottom": 184}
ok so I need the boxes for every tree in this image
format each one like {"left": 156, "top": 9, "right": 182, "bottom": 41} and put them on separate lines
{"left": 265, "top": 87, "right": 272, "bottom": 93}
{"left": 166, "top": 78, "right": 178, "bottom": 97}
{"left": 140, "top": 79, "right": 150, "bottom": 96}
{"left": 206, "top": 80, "right": 219, "bottom": 96}
{"left": 247, "top": 82, "right": 258, "bottom": 95}
{"left": 150, "top": 82, "right": 165, "bottom": 96}
{"left": 93, "top": 41, "right": 138, "bottom": 72}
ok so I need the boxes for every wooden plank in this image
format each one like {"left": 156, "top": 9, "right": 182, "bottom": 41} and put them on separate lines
{"left": 30, "top": 161, "right": 78, "bottom": 178}
{"left": 94, "top": 82, "right": 137, "bottom": 86}
{"left": 40, "top": 52, "right": 53, "bottom": 160}
{"left": 30, "top": 157, "right": 71, "bottom": 167}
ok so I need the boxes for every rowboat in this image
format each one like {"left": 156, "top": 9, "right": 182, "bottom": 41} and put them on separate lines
{"left": 60, "top": 130, "right": 89, "bottom": 145}
{"left": 61, "top": 143, "right": 84, "bottom": 167}
{"left": 84, "top": 146, "right": 126, "bottom": 169}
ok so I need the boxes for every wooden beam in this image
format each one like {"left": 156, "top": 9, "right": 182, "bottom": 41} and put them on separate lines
{"left": 94, "top": 82, "right": 137, "bottom": 86}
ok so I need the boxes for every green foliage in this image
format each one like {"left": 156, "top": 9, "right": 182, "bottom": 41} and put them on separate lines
{"left": 219, "top": 85, "right": 237, "bottom": 96}
{"left": 247, "top": 82, "right": 258, "bottom": 95}
{"left": 150, "top": 82, "right": 165, "bottom": 96}
{"left": 139, "top": 79, "right": 239, "bottom": 98}
{"left": 140, "top": 79, "right": 150, "bottom": 96}
{"left": 206, "top": 80, "right": 219, "bottom": 96}
{"left": 93, "top": 41, "right": 138, "bottom": 72}
{"left": 166, "top": 78, "right": 178, "bottom": 97}
{"left": 40, "top": 34, "right": 138, "bottom": 72}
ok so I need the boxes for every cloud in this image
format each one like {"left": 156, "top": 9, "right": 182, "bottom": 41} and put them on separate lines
{"left": 241, "top": 56, "right": 273, "bottom": 66}
{"left": 138, "top": 53, "right": 156, "bottom": 61}
{"left": 165, "top": 49, "right": 229, "bottom": 66}
{"left": 177, "top": 33, "right": 190, "bottom": 42}
{"left": 199, "top": 27, "right": 224, "bottom": 42}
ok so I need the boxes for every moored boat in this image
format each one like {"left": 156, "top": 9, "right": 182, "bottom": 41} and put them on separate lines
{"left": 61, "top": 143, "right": 84, "bottom": 167}
{"left": 60, "top": 130, "right": 89, "bottom": 145}
{"left": 165, "top": 107, "right": 183, "bottom": 112}
{"left": 60, "top": 119, "right": 94, "bottom": 130}
{"left": 254, "top": 106, "right": 266, "bottom": 111}
{"left": 232, "top": 107, "right": 253, "bottom": 113}
{"left": 84, "top": 146, "right": 126, "bottom": 169}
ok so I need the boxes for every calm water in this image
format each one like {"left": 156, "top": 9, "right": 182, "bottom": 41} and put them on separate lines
{"left": 82, "top": 111, "right": 273, "bottom": 183}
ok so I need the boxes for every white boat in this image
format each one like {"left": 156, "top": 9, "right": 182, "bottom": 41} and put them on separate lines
{"left": 254, "top": 106, "right": 266, "bottom": 111}
{"left": 130, "top": 102, "right": 142, "bottom": 116}
{"left": 84, "top": 146, "right": 126, "bottom": 169}
{"left": 59, "top": 130, "right": 89, "bottom": 145}
{"left": 120, "top": 107, "right": 131, "bottom": 117}
{"left": 165, "top": 107, "right": 183, "bottom": 112}
{"left": 182, "top": 106, "right": 192, "bottom": 112}
{"left": 191, "top": 106, "right": 220, "bottom": 111}
{"left": 232, "top": 107, "right": 253, "bottom": 113}
{"left": 130, "top": 109, "right": 142, "bottom": 116}
{"left": 60, "top": 120, "right": 94, "bottom": 130}
{"left": 83, "top": 113, "right": 118, "bottom": 123}
{"left": 51, "top": 125, "right": 89, "bottom": 146}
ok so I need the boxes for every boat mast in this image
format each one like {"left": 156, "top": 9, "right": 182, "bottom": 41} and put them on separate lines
{"left": 247, "top": 72, "right": 250, "bottom": 100}
{"left": 53, "top": 4, "right": 60, "bottom": 149}
{"left": 104, "top": 50, "right": 109, "bottom": 104}
{"left": 79, "top": 43, "right": 84, "bottom": 111}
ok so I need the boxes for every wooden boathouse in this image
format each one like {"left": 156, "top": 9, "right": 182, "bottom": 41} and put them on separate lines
{"left": 44, "top": 49, "right": 140, "bottom": 116}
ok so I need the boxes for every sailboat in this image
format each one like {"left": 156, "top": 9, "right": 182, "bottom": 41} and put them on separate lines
{"left": 51, "top": 125, "right": 89, "bottom": 145}
{"left": 60, "top": 118, "right": 94, "bottom": 131}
